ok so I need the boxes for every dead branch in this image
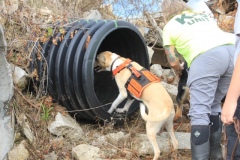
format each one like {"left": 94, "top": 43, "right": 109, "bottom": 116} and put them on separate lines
{"left": 144, "top": 11, "right": 163, "bottom": 46}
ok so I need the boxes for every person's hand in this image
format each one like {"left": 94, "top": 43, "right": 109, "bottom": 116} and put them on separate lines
{"left": 221, "top": 101, "right": 237, "bottom": 125}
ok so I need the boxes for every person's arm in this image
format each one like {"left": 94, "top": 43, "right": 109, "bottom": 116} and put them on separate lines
{"left": 221, "top": 53, "right": 240, "bottom": 124}
{"left": 164, "top": 45, "right": 184, "bottom": 73}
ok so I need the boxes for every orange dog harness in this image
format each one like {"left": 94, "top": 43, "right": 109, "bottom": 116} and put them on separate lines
{"left": 112, "top": 59, "right": 160, "bottom": 98}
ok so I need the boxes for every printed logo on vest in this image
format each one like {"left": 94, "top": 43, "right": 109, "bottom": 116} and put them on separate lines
{"left": 175, "top": 14, "right": 210, "bottom": 25}
{"left": 194, "top": 131, "right": 200, "bottom": 137}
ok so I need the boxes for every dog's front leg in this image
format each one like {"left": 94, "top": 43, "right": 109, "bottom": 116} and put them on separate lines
{"left": 116, "top": 98, "right": 135, "bottom": 113}
{"left": 108, "top": 94, "right": 126, "bottom": 114}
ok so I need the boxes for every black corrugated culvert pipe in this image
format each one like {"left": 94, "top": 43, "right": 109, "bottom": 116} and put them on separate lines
{"left": 31, "top": 19, "right": 149, "bottom": 121}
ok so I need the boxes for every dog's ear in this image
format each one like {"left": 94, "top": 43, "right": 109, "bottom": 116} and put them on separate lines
{"left": 97, "top": 54, "right": 106, "bottom": 66}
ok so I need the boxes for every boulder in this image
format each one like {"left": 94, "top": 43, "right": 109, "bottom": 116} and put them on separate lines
{"left": 48, "top": 112, "right": 84, "bottom": 141}
{"left": 0, "top": 24, "right": 14, "bottom": 160}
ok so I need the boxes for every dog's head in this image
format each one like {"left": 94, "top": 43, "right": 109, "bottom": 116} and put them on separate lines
{"left": 95, "top": 51, "right": 118, "bottom": 72}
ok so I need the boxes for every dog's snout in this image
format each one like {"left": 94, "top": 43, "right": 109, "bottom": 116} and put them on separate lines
{"left": 94, "top": 65, "right": 101, "bottom": 71}
{"left": 94, "top": 60, "right": 103, "bottom": 72}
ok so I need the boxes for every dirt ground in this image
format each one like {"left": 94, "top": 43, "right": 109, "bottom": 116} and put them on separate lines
{"left": 11, "top": 88, "right": 192, "bottom": 160}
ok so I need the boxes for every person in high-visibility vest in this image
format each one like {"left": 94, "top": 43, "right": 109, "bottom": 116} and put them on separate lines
{"left": 161, "top": 0, "right": 235, "bottom": 159}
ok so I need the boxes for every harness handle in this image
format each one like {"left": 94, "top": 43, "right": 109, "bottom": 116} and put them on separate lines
{"left": 128, "top": 66, "right": 141, "bottom": 78}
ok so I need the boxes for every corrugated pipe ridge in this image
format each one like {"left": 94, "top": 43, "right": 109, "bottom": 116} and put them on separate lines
{"left": 30, "top": 19, "right": 149, "bottom": 121}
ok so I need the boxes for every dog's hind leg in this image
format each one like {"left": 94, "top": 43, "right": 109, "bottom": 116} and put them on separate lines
{"left": 108, "top": 94, "right": 126, "bottom": 114}
{"left": 164, "top": 115, "right": 178, "bottom": 150}
{"left": 146, "top": 122, "right": 163, "bottom": 160}
{"left": 115, "top": 98, "right": 135, "bottom": 113}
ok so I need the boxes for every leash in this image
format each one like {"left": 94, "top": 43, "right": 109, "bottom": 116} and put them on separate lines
{"left": 223, "top": 124, "right": 228, "bottom": 160}
{"left": 65, "top": 102, "right": 112, "bottom": 112}
{"left": 231, "top": 117, "right": 240, "bottom": 160}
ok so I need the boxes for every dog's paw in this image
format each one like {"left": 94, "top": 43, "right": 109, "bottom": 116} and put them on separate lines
{"left": 116, "top": 108, "right": 126, "bottom": 113}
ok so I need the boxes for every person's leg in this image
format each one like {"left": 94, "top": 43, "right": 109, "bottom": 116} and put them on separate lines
{"left": 187, "top": 74, "right": 212, "bottom": 159}
{"left": 190, "top": 125, "right": 210, "bottom": 160}
{"left": 209, "top": 114, "right": 222, "bottom": 159}
{"left": 210, "top": 45, "right": 234, "bottom": 159}
{"left": 187, "top": 45, "right": 233, "bottom": 159}
{"left": 226, "top": 97, "right": 240, "bottom": 160}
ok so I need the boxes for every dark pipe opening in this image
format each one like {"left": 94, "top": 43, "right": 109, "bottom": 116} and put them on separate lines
{"left": 94, "top": 28, "right": 149, "bottom": 112}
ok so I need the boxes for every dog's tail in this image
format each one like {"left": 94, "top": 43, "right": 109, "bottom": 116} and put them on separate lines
{"left": 140, "top": 103, "right": 170, "bottom": 122}
{"left": 174, "top": 86, "right": 189, "bottom": 121}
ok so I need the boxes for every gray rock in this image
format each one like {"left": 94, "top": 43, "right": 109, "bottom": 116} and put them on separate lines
{"left": 78, "top": 132, "right": 190, "bottom": 159}
{"left": 132, "top": 132, "right": 190, "bottom": 155}
{"left": 48, "top": 112, "right": 84, "bottom": 141}
{"left": 0, "top": 27, "right": 13, "bottom": 103}
{"left": 0, "top": 24, "right": 14, "bottom": 160}
{"left": 82, "top": 10, "right": 102, "bottom": 20}
{"left": 147, "top": 46, "right": 154, "bottom": 64}
{"left": 1, "top": 0, "right": 19, "bottom": 14}
{"left": 150, "top": 64, "right": 163, "bottom": 78}
{"left": 161, "top": 81, "right": 177, "bottom": 103}
{"left": 72, "top": 144, "right": 102, "bottom": 160}
{"left": 16, "top": 113, "right": 35, "bottom": 143}
{"left": 0, "top": 106, "right": 14, "bottom": 160}
{"left": 11, "top": 64, "right": 30, "bottom": 91}
{"left": 8, "top": 141, "right": 29, "bottom": 160}
{"left": 44, "top": 151, "right": 58, "bottom": 160}
{"left": 97, "top": 131, "right": 129, "bottom": 145}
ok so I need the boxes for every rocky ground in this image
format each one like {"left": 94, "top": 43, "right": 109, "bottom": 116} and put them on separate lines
{"left": 10, "top": 89, "right": 192, "bottom": 160}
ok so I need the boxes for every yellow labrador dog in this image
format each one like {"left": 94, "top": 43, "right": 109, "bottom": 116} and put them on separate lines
{"left": 96, "top": 51, "right": 178, "bottom": 160}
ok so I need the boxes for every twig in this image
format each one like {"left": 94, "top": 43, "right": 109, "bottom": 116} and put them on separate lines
{"left": 14, "top": 86, "right": 38, "bottom": 108}
{"left": 174, "top": 121, "right": 183, "bottom": 132}
{"left": 144, "top": 11, "right": 170, "bottom": 73}
{"left": 150, "top": 36, "right": 160, "bottom": 49}
{"left": 28, "top": 40, "right": 39, "bottom": 59}
{"left": 106, "top": 142, "right": 123, "bottom": 152}
{"left": 35, "top": 44, "right": 49, "bottom": 99}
